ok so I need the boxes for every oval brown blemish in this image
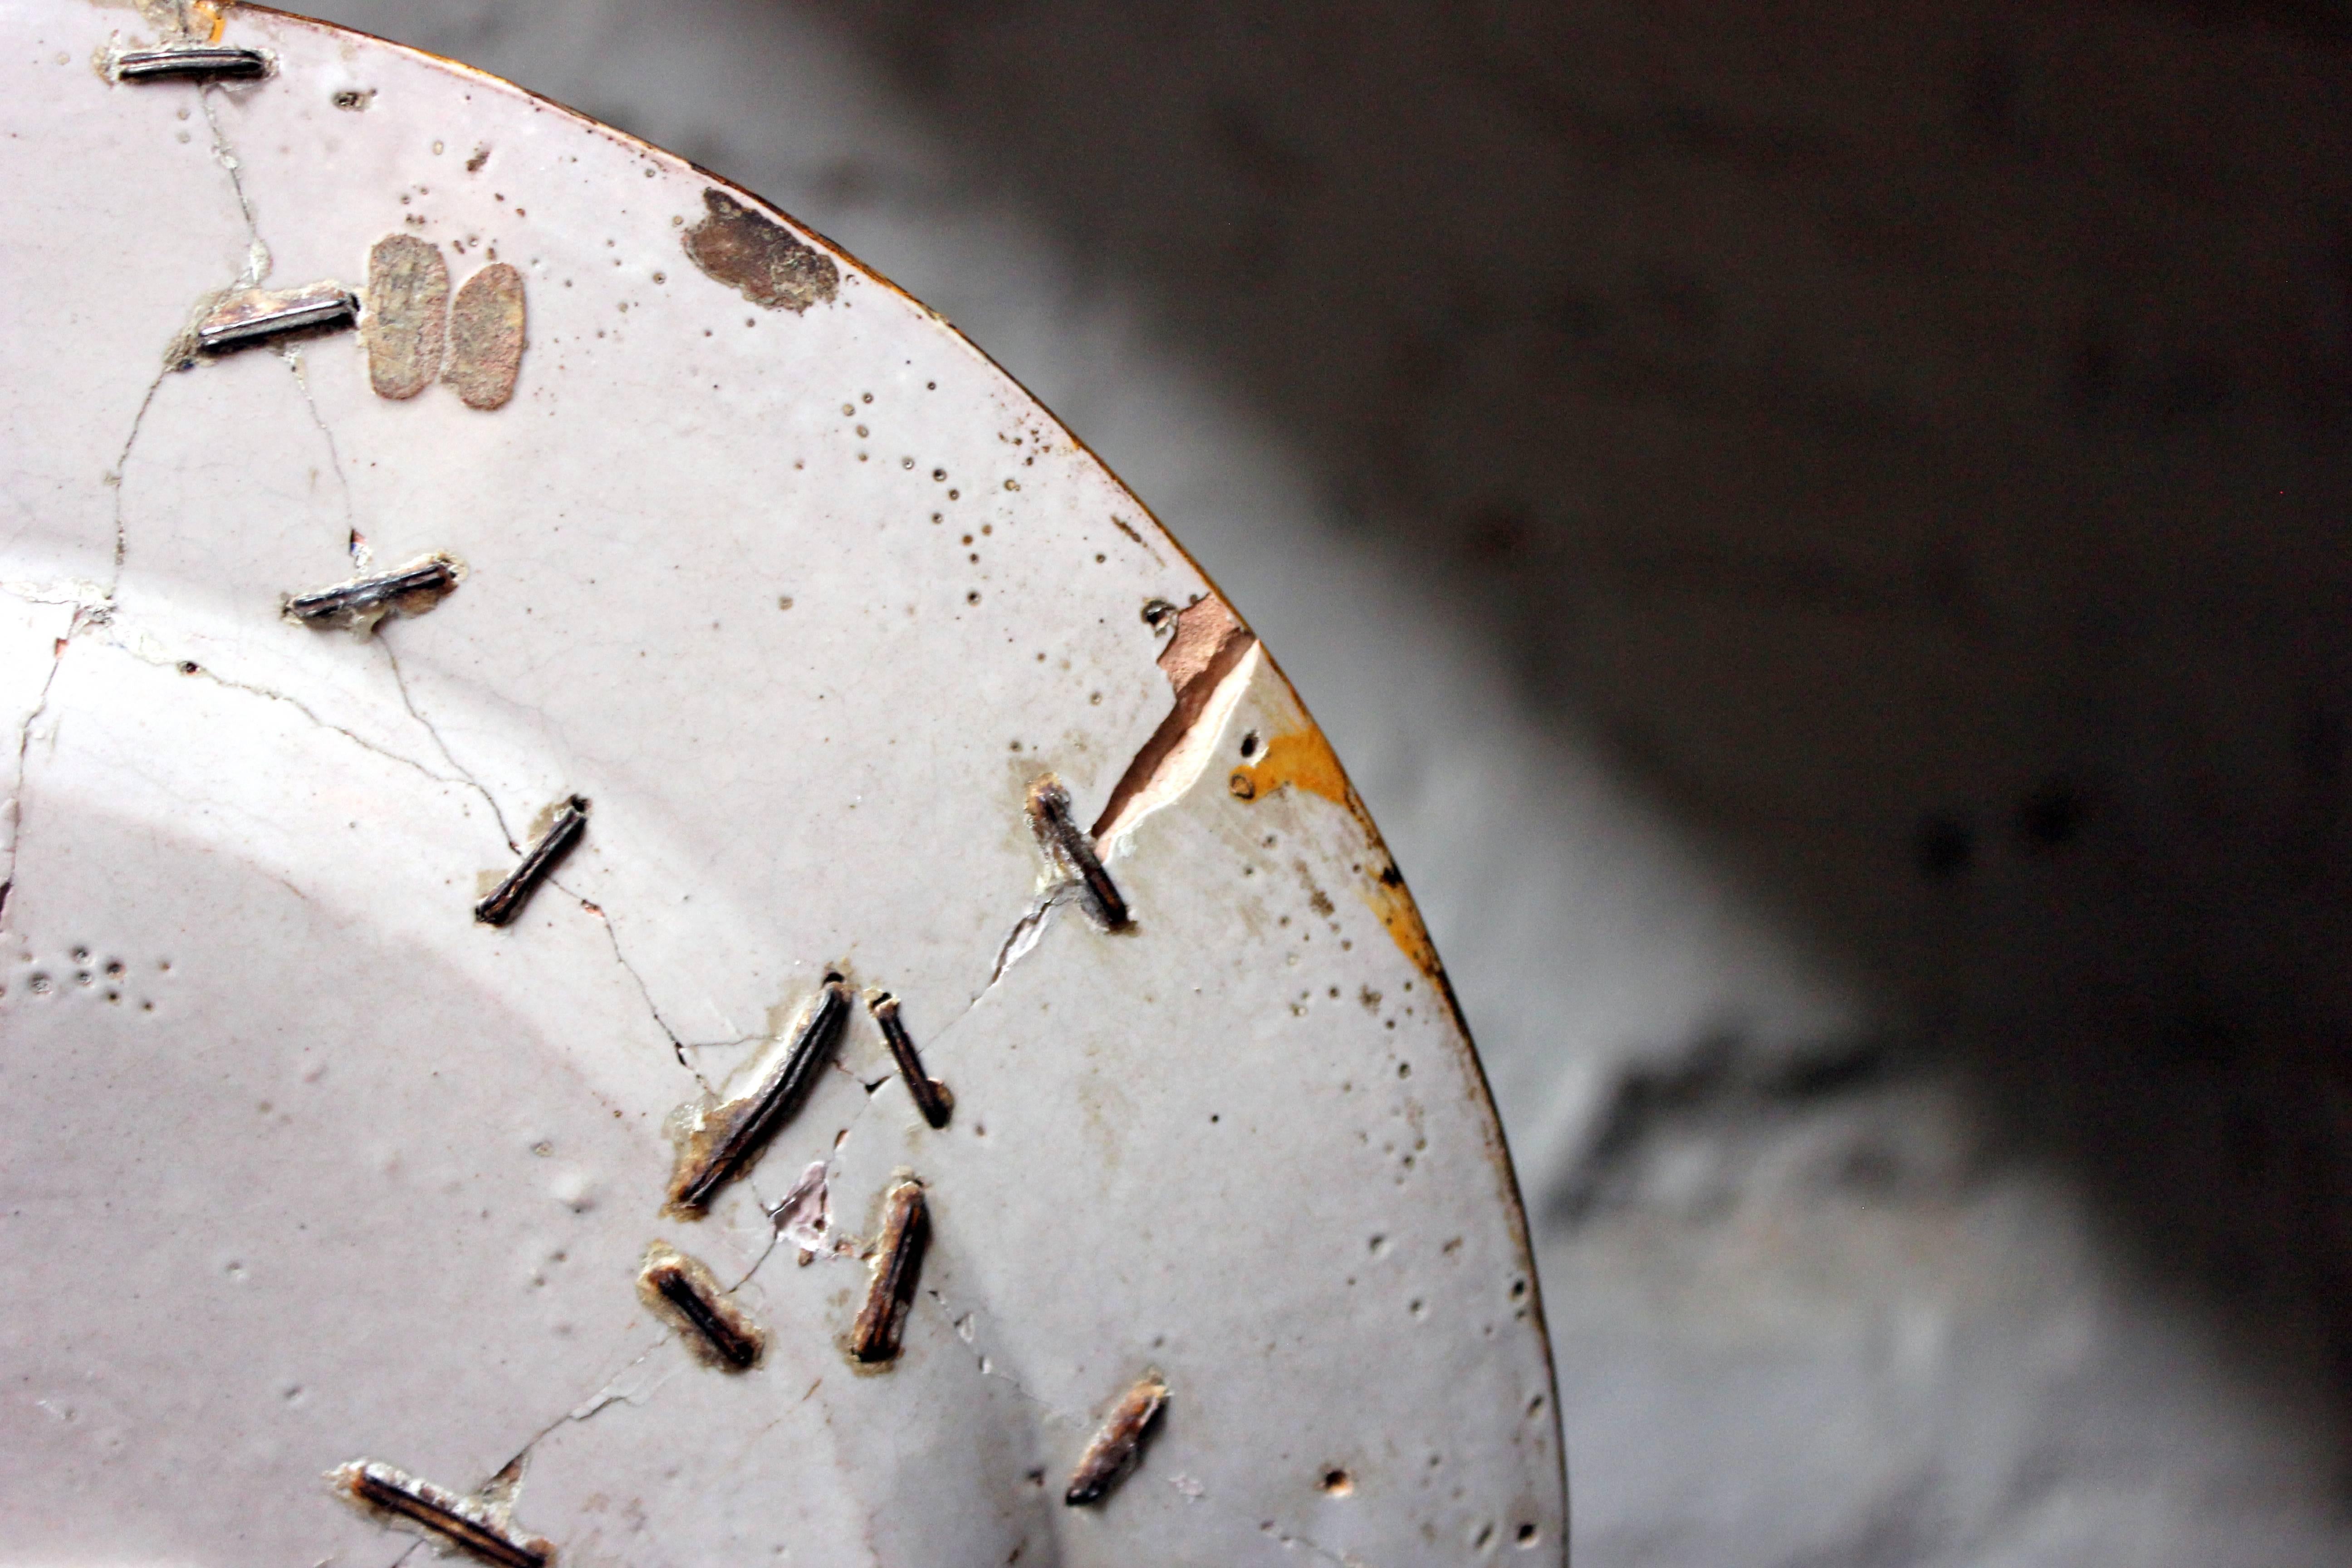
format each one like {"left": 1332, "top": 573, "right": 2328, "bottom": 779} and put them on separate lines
{"left": 444, "top": 262, "right": 526, "bottom": 410}
{"left": 363, "top": 235, "right": 448, "bottom": 399}
{"left": 681, "top": 188, "right": 840, "bottom": 314}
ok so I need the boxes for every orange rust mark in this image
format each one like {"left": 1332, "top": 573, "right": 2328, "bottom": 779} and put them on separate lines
{"left": 1230, "top": 723, "right": 1444, "bottom": 983}
{"left": 1365, "top": 860, "right": 1442, "bottom": 981}
{"left": 1230, "top": 728, "right": 1348, "bottom": 810}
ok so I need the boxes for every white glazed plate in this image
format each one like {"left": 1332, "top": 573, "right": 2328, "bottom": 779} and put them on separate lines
{"left": 0, "top": 4, "right": 1564, "bottom": 1563}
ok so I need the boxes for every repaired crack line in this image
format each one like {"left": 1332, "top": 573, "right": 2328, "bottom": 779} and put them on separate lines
{"left": 919, "top": 1284, "right": 1083, "bottom": 1430}
{"left": 492, "top": 1335, "right": 676, "bottom": 1484}
{"left": 372, "top": 644, "right": 706, "bottom": 1092}
{"left": 559, "top": 882, "right": 712, "bottom": 1082}
{"left": 1, "top": 609, "right": 90, "bottom": 926}
{"left": 103, "top": 373, "right": 169, "bottom": 599}
{"left": 1261, "top": 1521, "right": 1380, "bottom": 1568}
{"left": 196, "top": 81, "right": 265, "bottom": 265}
{"left": 109, "top": 637, "right": 479, "bottom": 799}
{"left": 288, "top": 348, "right": 359, "bottom": 549}
{"left": 379, "top": 637, "right": 517, "bottom": 851}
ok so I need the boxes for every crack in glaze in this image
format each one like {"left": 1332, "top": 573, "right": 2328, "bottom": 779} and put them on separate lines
{"left": 378, "top": 639, "right": 518, "bottom": 850}
{"left": 1261, "top": 1520, "right": 1381, "bottom": 1568}
{"left": 0, "top": 609, "right": 88, "bottom": 928}
{"left": 110, "top": 638, "right": 476, "bottom": 797}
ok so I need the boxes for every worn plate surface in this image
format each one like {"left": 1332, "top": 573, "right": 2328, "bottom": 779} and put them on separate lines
{"left": 0, "top": 2, "right": 1563, "bottom": 1562}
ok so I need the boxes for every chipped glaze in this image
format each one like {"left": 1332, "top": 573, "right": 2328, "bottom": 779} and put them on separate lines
{"left": 0, "top": 2, "right": 1564, "bottom": 1562}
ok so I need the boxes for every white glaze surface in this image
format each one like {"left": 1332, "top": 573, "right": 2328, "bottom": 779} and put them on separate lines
{"left": 0, "top": 3, "right": 1562, "bottom": 1561}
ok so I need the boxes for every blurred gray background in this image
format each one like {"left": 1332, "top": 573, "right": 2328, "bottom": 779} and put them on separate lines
{"left": 294, "top": 3, "right": 2352, "bottom": 1562}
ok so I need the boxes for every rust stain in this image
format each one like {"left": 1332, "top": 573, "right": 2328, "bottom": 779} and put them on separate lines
{"left": 1365, "top": 856, "right": 1444, "bottom": 984}
{"left": 444, "top": 263, "right": 525, "bottom": 410}
{"left": 1230, "top": 727, "right": 1349, "bottom": 810}
{"left": 362, "top": 235, "right": 449, "bottom": 401}
{"left": 1230, "top": 722, "right": 1444, "bottom": 984}
{"left": 681, "top": 189, "right": 840, "bottom": 314}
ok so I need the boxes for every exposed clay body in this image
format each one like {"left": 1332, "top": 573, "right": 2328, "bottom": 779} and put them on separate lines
{"left": 681, "top": 188, "right": 840, "bottom": 313}
{"left": 1093, "top": 596, "right": 1257, "bottom": 844}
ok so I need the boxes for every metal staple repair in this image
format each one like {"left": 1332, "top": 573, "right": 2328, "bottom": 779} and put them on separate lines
{"left": 850, "top": 1178, "right": 928, "bottom": 1364}
{"left": 284, "top": 554, "right": 461, "bottom": 629}
{"left": 195, "top": 283, "right": 358, "bottom": 353}
{"left": 1027, "top": 775, "right": 1131, "bottom": 929}
{"left": 1065, "top": 1371, "right": 1171, "bottom": 1505}
{"left": 474, "top": 796, "right": 589, "bottom": 927}
{"left": 638, "top": 1241, "right": 764, "bottom": 1369}
{"left": 329, "top": 1460, "right": 553, "bottom": 1568}
{"left": 870, "top": 994, "right": 953, "bottom": 1129}
{"left": 667, "top": 977, "right": 851, "bottom": 1213}
{"left": 114, "top": 44, "right": 270, "bottom": 81}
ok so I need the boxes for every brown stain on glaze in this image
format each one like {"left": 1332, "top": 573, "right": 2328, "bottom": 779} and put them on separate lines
{"left": 444, "top": 263, "right": 525, "bottom": 410}
{"left": 363, "top": 235, "right": 449, "bottom": 400}
{"left": 682, "top": 189, "right": 841, "bottom": 314}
